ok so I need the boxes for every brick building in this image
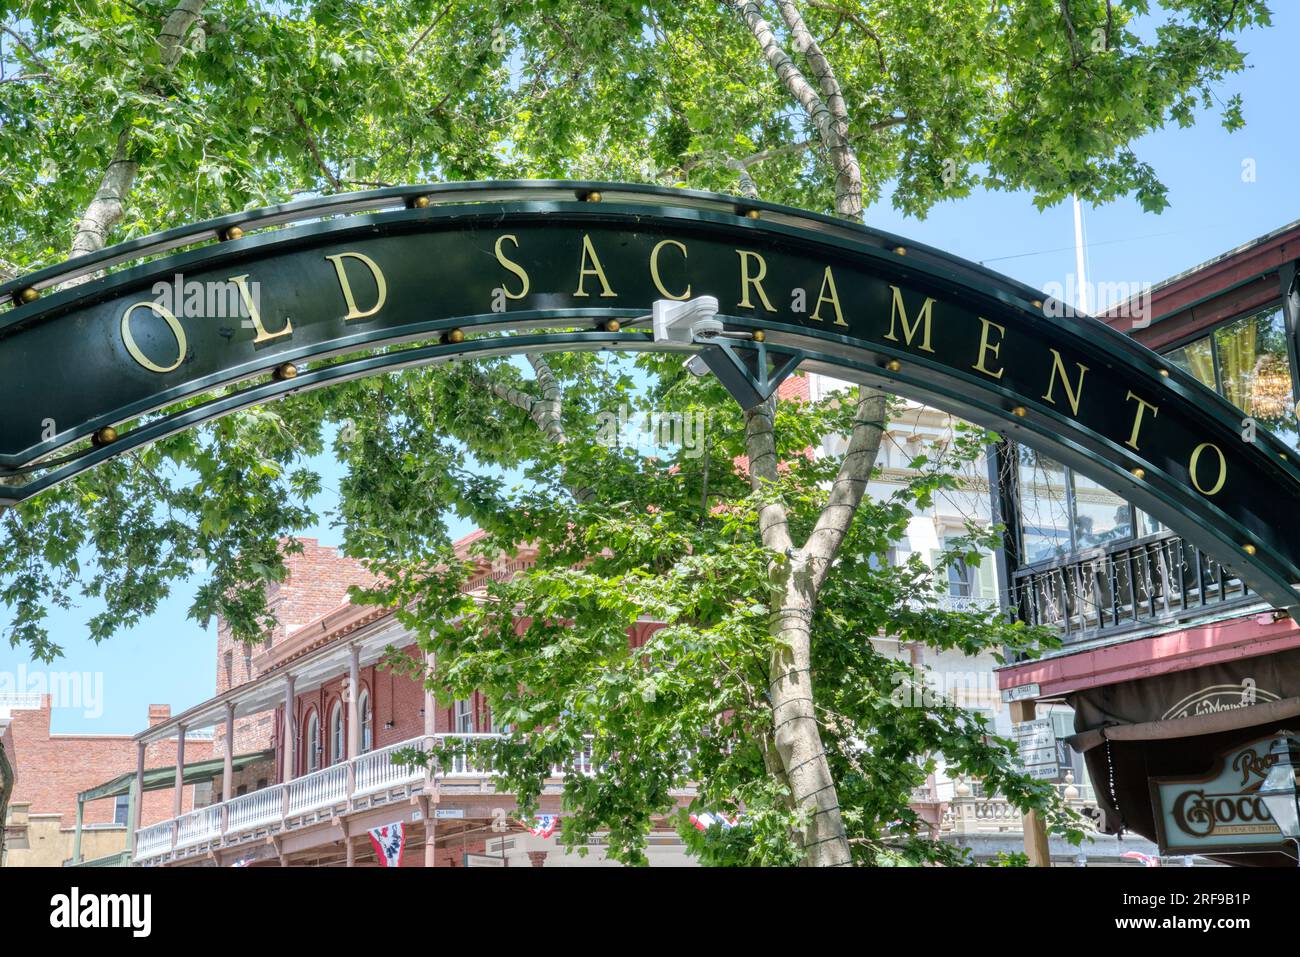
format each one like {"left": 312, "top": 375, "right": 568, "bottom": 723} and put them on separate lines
{"left": 124, "top": 536, "right": 692, "bottom": 867}
{"left": 1, "top": 697, "right": 210, "bottom": 866}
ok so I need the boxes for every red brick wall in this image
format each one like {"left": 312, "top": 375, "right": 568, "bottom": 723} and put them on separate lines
{"left": 214, "top": 539, "right": 376, "bottom": 758}
{"left": 7, "top": 697, "right": 213, "bottom": 828}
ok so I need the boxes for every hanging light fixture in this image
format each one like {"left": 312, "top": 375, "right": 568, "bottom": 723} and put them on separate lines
{"left": 1251, "top": 352, "right": 1293, "bottom": 419}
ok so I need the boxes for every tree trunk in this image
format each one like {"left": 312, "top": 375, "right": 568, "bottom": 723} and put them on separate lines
{"left": 768, "top": 557, "right": 852, "bottom": 866}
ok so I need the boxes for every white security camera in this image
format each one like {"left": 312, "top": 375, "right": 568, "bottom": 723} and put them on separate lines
{"left": 652, "top": 296, "right": 721, "bottom": 344}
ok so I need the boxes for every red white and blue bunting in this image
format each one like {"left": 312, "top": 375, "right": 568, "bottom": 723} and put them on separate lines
{"left": 689, "top": 811, "right": 740, "bottom": 831}
{"left": 525, "top": 815, "right": 559, "bottom": 839}
{"left": 368, "top": 822, "right": 407, "bottom": 867}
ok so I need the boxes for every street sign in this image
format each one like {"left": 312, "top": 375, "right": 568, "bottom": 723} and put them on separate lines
{"left": 1026, "top": 765, "right": 1063, "bottom": 781}
{"left": 464, "top": 853, "right": 507, "bottom": 867}
{"left": 1014, "top": 745, "right": 1056, "bottom": 766}
{"left": 434, "top": 808, "right": 465, "bottom": 819}
{"left": 1001, "top": 683, "right": 1040, "bottom": 703}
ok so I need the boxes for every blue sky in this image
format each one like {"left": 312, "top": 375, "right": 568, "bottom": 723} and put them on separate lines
{"left": 4, "top": 6, "right": 1297, "bottom": 734}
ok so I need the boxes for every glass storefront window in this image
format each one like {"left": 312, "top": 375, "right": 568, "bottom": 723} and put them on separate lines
{"left": 1017, "top": 447, "right": 1072, "bottom": 564}
{"left": 1166, "top": 337, "right": 1215, "bottom": 390}
{"left": 1016, "top": 448, "right": 1160, "bottom": 564}
{"left": 1071, "top": 472, "right": 1131, "bottom": 548}
{"left": 1165, "top": 306, "right": 1297, "bottom": 448}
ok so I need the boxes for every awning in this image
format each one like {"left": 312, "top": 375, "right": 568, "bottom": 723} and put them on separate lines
{"left": 77, "top": 750, "right": 275, "bottom": 803}
{"left": 1066, "top": 646, "right": 1300, "bottom": 866}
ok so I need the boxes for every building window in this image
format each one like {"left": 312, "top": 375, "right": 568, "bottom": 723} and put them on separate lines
{"left": 454, "top": 698, "right": 473, "bottom": 733}
{"left": 306, "top": 711, "right": 321, "bottom": 773}
{"left": 113, "top": 794, "right": 129, "bottom": 826}
{"left": 358, "top": 690, "right": 372, "bottom": 754}
{"left": 1015, "top": 446, "right": 1159, "bottom": 564}
{"left": 330, "top": 701, "right": 345, "bottom": 764}
{"left": 1166, "top": 305, "right": 1295, "bottom": 445}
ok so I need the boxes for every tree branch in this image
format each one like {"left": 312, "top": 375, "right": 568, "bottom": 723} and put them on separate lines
{"left": 775, "top": 0, "right": 861, "bottom": 217}
{"left": 62, "top": 0, "right": 207, "bottom": 283}
{"left": 743, "top": 397, "right": 794, "bottom": 554}
{"left": 803, "top": 388, "right": 887, "bottom": 591}
{"left": 290, "top": 104, "right": 343, "bottom": 190}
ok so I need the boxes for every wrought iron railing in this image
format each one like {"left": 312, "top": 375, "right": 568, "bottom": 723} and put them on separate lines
{"left": 1010, "top": 530, "right": 1256, "bottom": 644}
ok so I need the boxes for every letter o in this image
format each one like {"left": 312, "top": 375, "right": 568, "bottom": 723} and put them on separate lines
{"left": 121, "top": 301, "right": 187, "bottom": 373}
{"left": 1189, "top": 442, "right": 1228, "bottom": 496}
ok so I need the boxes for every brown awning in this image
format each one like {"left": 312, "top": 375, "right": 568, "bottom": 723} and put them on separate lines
{"left": 1067, "top": 695, "right": 1300, "bottom": 752}
{"left": 1065, "top": 647, "right": 1300, "bottom": 865}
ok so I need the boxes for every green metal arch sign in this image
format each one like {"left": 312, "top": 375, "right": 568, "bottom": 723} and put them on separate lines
{"left": 3, "top": 181, "right": 1299, "bottom": 616}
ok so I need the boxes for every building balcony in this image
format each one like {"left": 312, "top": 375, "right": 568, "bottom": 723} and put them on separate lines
{"left": 1009, "top": 529, "right": 1262, "bottom": 652}
{"left": 131, "top": 733, "right": 626, "bottom": 866}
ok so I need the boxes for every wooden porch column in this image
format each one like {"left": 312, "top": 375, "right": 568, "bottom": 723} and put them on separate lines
{"left": 423, "top": 651, "right": 436, "bottom": 792}
{"left": 347, "top": 644, "right": 361, "bottom": 760}
{"left": 173, "top": 724, "right": 187, "bottom": 819}
{"left": 72, "top": 796, "right": 84, "bottom": 864}
{"left": 222, "top": 702, "right": 236, "bottom": 834}
{"left": 345, "top": 820, "right": 355, "bottom": 868}
{"left": 1011, "top": 699, "right": 1051, "bottom": 867}
{"left": 282, "top": 675, "right": 296, "bottom": 783}
{"left": 420, "top": 795, "right": 437, "bottom": 867}
{"left": 128, "top": 741, "right": 145, "bottom": 859}
{"left": 222, "top": 702, "right": 236, "bottom": 803}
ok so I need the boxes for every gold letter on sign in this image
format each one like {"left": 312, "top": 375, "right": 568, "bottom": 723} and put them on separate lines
{"left": 810, "top": 267, "right": 849, "bottom": 327}
{"left": 649, "top": 240, "right": 690, "bottom": 300}
{"left": 324, "top": 252, "right": 388, "bottom": 321}
{"left": 494, "top": 235, "right": 530, "bottom": 300}
{"left": 884, "top": 286, "right": 935, "bottom": 352}
{"left": 574, "top": 234, "right": 617, "bottom": 298}
{"left": 1189, "top": 442, "right": 1228, "bottom": 495}
{"left": 971, "top": 317, "right": 1005, "bottom": 379}
{"left": 1123, "top": 391, "right": 1159, "bottom": 451}
{"left": 228, "top": 274, "right": 291, "bottom": 343}
{"left": 1042, "top": 349, "right": 1088, "bottom": 416}
{"left": 735, "top": 250, "right": 776, "bottom": 312}
{"left": 121, "top": 301, "right": 187, "bottom": 373}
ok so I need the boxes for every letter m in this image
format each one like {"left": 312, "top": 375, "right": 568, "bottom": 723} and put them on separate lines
{"left": 884, "top": 286, "right": 935, "bottom": 353}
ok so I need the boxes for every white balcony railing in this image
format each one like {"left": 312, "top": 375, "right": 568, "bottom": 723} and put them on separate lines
{"left": 286, "top": 762, "right": 349, "bottom": 817}
{"left": 225, "top": 783, "right": 285, "bottom": 834}
{"left": 353, "top": 736, "right": 429, "bottom": 795}
{"left": 175, "top": 804, "right": 223, "bottom": 849}
{"left": 134, "top": 821, "right": 175, "bottom": 860}
{"left": 135, "top": 734, "right": 610, "bottom": 863}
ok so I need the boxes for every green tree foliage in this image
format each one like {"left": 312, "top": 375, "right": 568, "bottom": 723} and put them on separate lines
{"left": 0, "top": 0, "right": 1272, "bottom": 863}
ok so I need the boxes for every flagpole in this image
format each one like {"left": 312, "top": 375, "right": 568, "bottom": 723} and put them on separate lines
{"left": 1073, "top": 194, "right": 1090, "bottom": 315}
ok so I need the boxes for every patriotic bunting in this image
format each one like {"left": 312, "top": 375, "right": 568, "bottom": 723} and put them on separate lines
{"left": 689, "top": 811, "right": 741, "bottom": 831}
{"left": 368, "top": 821, "right": 407, "bottom": 867}
{"left": 526, "top": 815, "right": 559, "bottom": 838}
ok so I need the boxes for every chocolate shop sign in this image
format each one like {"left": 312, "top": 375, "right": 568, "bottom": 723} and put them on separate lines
{"left": 1151, "top": 736, "right": 1287, "bottom": 855}
{"left": 3, "top": 181, "right": 1300, "bottom": 617}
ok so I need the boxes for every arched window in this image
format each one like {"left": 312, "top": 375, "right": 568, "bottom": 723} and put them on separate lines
{"left": 329, "top": 700, "right": 345, "bottom": 765}
{"left": 305, "top": 710, "right": 321, "bottom": 773}
{"left": 358, "top": 689, "right": 373, "bottom": 754}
